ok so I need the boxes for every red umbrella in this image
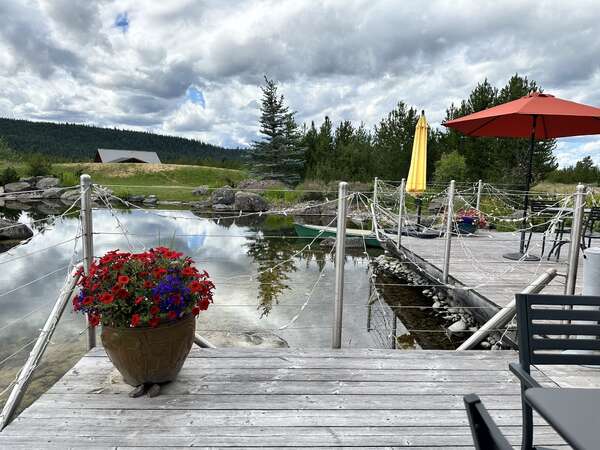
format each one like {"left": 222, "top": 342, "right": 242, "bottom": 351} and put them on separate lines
{"left": 443, "top": 92, "right": 600, "bottom": 260}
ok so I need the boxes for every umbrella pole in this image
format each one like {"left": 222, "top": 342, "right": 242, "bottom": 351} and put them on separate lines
{"left": 503, "top": 115, "right": 540, "bottom": 261}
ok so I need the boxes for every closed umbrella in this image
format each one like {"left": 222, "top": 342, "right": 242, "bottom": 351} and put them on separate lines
{"left": 443, "top": 92, "right": 600, "bottom": 260}
{"left": 406, "top": 111, "right": 428, "bottom": 224}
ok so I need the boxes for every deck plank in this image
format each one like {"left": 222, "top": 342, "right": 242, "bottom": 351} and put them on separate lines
{"left": 0, "top": 347, "right": 574, "bottom": 448}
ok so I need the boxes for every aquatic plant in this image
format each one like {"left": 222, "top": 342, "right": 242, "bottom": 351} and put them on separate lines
{"left": 73, "top": 247, "right": 214, "bottom": 328}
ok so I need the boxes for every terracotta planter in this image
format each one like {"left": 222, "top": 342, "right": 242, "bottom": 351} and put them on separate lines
{"left": 101, "top": 314, "right": 195, "bottom": 386}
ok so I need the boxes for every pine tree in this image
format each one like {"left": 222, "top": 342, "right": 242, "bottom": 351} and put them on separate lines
{"left": 247, "top": 76, "right": 305, "bottom": 184}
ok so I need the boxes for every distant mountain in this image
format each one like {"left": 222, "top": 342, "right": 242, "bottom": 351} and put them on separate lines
{"left": 0, "top": 117, "right": 242, "bottom": 164}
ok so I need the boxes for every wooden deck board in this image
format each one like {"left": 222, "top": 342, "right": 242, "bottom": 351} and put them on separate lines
{"left": 0, "top": 347, "right": 575, "bottom": 449}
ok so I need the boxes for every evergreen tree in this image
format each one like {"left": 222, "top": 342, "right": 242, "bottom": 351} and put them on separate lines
{"left": 248, "top": 76, "right": 304, "bottom": 184}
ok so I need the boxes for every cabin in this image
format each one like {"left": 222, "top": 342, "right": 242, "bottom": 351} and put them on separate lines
{"left": 94, "top": 148, "right": 161, "bottom": 164}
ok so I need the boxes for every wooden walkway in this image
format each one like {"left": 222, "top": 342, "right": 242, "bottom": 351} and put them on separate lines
{"left": 398, "top": 231, "right": 585, "bottom": 310}
{"left": 0, "top": 346, "right": 576, "bottom": 449}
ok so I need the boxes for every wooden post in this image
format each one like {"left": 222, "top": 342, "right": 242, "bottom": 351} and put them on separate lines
{"left": 476, "top": 179, "right": 483, "bottom": 211}
{"left": 565, "top": 183, "right": 586, "bottom": 295}
{"left": 0, "top": 269, "right": 81, "bottom": 431}
{"left": 80, "top": 174, "right": 96, "bottom": 350}
{"left": 442, "top": 180, "right": 455, "bottom": 284}
{"left": 332, "top": 182, "right": 348, "bottom": 349}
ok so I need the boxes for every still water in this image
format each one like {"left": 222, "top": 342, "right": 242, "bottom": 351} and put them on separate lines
{"left": 1, "top": 206, "right": 386, "bottom": 410}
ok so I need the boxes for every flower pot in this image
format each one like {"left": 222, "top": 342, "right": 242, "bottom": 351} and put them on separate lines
{"left": 101, "top": 314, "right": 195, "bottom": 386}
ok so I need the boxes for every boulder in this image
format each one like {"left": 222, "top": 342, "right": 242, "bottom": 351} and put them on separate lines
{"left": 41, "top": 187, "right": 64, "bottom": 199}
{"left": 0, "top": 186, "right": 4, "bottom": 195}
{"left": 127, "top": 195, "right": 146, "bottom": 203}
{"left": 192, "top": 185, "right": 209, "bottom": 196}
{"left": 191, "top": 200, "right": 212, "bottom": 210}
{"left": 60, "top": 189, "right": 80, "bottom": 203}
{"left": 4, "top": 181, "right": 31, "bottom": 193}
{"left": 142, "top": 195, "right": 158, "bottom": 205}
{"left": 211, "top": 187, "right": 235, "bottom": 205}
{"left": 0, "top": 218, "right": 33, "bottom": 241}
{"left": 234, "top": 191, "right": 269, "bottom": 212}
{"left": 447, "top": 319, "right": 468, "bottom": 333}
{"left": 212, "top": 203, "right": 233, "bottom": 212}
{"left": 36, "top": 177, "right": 60, "bottom": 190}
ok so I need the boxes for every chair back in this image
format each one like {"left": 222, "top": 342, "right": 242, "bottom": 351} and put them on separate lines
{"left": 463, "top": 394, "right": 512, "bottom": 450}
{"left": 529, "top": 200, "right": 556, "bottom": 214}
{"left": 515, "top": 293, "right": 600, "bottom": 368}
{"left": 587, "top": 206, "right": 600, "bottom": 221}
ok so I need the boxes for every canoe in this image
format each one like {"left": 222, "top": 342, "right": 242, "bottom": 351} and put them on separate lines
{"left": 294, "top": 223, "right": 382, "bottom": 248}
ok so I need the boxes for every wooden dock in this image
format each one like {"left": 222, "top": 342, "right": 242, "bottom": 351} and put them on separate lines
{"left": 395, "top": 231, "right": 584, "bottom": 315}
{"left": 0, "top": 346, "right": 579, "bottom": 449}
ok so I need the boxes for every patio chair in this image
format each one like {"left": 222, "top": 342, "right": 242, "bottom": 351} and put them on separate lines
{"left": 463, "top": 394, "right": 512, "bottom": 450}
{"left": 581, "top": 206, "right": 600, "bottom": 249}
{"left": 509, "top": 293, "right": 600, "bottom": 450}
{"left": 525, "top": 200, "right": 555, "bottom": 256}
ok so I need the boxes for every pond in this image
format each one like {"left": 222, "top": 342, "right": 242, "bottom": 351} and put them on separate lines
{"left": 0, "top": 203, "right": 458, "bottom": 413}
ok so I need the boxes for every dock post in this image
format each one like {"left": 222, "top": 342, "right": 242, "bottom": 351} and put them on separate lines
{"left": 475, "top": 179, "right": 483, "bottom": 211}
{"left": 396, "top": 178, "right": 406, "bottom": 250}
{"left": 564, "top": 183, "right": 586, "bottom": 295}
{"left": 373, "top": 177, "right": 378, "bottom": 208}
{"left": 332, "top": 182, "right": 348, "bottom": 349}
{"left": 442, "top": 180, "right": 455, "bottom": 284}
{"left": 81, "top": 174, "right": 96, "bottom": 350}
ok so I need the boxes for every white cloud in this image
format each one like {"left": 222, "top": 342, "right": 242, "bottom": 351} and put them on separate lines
{"left": 1, "top": 0, "right": 600, "bottom": 159}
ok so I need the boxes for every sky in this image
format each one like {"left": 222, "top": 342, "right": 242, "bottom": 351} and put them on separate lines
{"left": 0, "top": 0, "right": 599, "bottom": 166}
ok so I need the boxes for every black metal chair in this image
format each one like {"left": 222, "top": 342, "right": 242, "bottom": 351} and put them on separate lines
{"left": 463, "top": 394, "right": 513, "bottom": 450}
{"left": 526, "top": 200, "right": 556, "bottom": 256}
{"left": 509, "top": 293, "right": 600, "bottom": 450}
{"left": 581, "top": 206, "right": 600, "bottom": 249}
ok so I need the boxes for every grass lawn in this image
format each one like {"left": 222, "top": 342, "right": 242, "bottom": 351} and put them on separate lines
{"left": 53, "top": 163, "right": 248, "bottom": 201}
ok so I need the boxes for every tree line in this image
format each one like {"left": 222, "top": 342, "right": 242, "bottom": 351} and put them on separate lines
{"left": 248, "top": 74, "right": 595, "bottom": 187}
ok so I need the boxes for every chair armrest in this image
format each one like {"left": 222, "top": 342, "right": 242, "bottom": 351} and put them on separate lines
{"left": 509, "top": 362, "right": 541, "bottom": 389}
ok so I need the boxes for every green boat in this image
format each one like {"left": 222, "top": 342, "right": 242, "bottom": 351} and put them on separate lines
{"left": 294, "top": 223, "right": 382, "bottom": 248}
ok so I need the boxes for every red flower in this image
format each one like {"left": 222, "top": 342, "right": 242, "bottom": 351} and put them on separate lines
{"left": 148, "top": 317, "right": 160, "bottom": 328}
{"left": 130, "top": 314, "right": 141, "bottom": 327}
{"left": 198, "top": 298, "right": 210, "bottom": 311}
{"left": 88, "top": 314, "right": 100, "bottom": 327}
{"left": 188, "top": 280, "right": 201, "bottom": 293}
{"left": 171, "top": 293, "right": 181, "bottom": 305}
{"left": 135, "top": 296, "right": 145, "bottom": 305}
{"left": 182, "top": 266, "right": 196, "bottom": 276}
{"left": 143, "top": 280, "right": 154, "bottom": 289}
{"left": 192, "top": 306, "right": 200, "bottom": 316}
{"left": 167, "top": 311, "right": 177, "bottom": 320}
{"left": 116, "top": 288, "right": 129, "bottom": 299}
{"left": 150, "top": 305, "right": 160, "bottom": 316}
{"left": 100, "top": 293, "right": 114, "bottom": 304}
{"left": 153, "top": 268, "right": 167, "bottom": 279}
{"left": 118, "top": 275, "right": 130, "bottom": 285}
{"left": 83, "top": 296, "right": 94, "bottom": 306}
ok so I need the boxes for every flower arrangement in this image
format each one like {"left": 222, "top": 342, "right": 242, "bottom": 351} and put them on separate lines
{"left": 455, "top": 208, "right": 487, "bottom": 229}
{"left": 73, "top": 247, "right": 215, "bottom": 328}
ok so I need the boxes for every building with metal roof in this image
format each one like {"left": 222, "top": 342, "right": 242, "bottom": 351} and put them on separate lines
{"left": 94, "top": 149, "right": 161, "bottom": 164}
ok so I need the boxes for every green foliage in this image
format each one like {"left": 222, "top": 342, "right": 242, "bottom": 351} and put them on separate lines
{"left": 247, "top": 76, "right": 305, "bottom": 185}
{"left": 545, "top": 156, "right": 600, "bottom": 184}
{"left": 0, "top": 166, "right": 19, "bottom": 185}
{"left": 0, "top": 118, "right": 240, "bottom": 164}
{"left": 433, "top": 151, "right": 467, "bottom": 183}
{"left": 25, "top": 154, "right": 53, "bottom": 176}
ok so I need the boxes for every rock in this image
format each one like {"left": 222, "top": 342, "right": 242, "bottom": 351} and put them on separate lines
{"left": 142, "top": 195, "right": 158, "bottom": 205}
{"left": 0, "top": 218, "right": 33, "bottom": 241}
{"left": 41, "top": 187, "right": 64, "bottom": 199}
{"left": 480, "top": 341, "right": 491, "bottom": 349}
{"left": 432, "top": 301, "right": 441, "bottom": 309}
{"left": 36, "top": 177, "right": 60, "bottom": 190}
{"left": 448, "top": 319, "right": 468, "bottom": 333}
{"left": 60, "top": 189, "right": 80, "bottom": 202}
{"left": 234, "top": 191, "right": 269, "bottom": 212}
{"left": 192, "top": 185, "right": 210, "bottom": 196}
{"left": 0, "top": 186, "right": 3, "bottom": 195}
{"left": 191, "top": 200, "right": 212, "bottom": 210}
{"left": 211, "top": 187, "right": 235, "bottom": 205}
{"left": 127, "top": 195, "right": 145, "bottom": 203}
{"left": 4, "top": 181, "right": 31, "bottom": 193}
{"left": 212, "top": 203, "right": 233, "bottom": 212}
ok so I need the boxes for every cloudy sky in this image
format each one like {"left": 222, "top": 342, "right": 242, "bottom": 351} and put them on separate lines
{"left": 1, "top": 0, "right": 599, "bottom": 166}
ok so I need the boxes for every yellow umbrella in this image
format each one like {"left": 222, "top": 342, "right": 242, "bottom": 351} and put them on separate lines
{"left": 406, "top": 111, "right": 428, "bottom": 193}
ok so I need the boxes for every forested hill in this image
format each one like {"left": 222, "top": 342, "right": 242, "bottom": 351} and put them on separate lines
{"left": 0, "top": 118, "right": 241, "bottom": 163}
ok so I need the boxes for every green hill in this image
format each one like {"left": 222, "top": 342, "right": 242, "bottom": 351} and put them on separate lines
{"left": 0, "top": 117, "right": 242, "bottom": 165}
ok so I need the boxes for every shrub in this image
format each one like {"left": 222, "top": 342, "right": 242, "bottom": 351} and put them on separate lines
{"left": 0, "top": 166, "right": 19, "bottom": 185}
{"left": 25, "top": 154, "right": 53, "bottom": 176}
{"left": 434, "top": 151, "right": 467, "bottom": 183}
